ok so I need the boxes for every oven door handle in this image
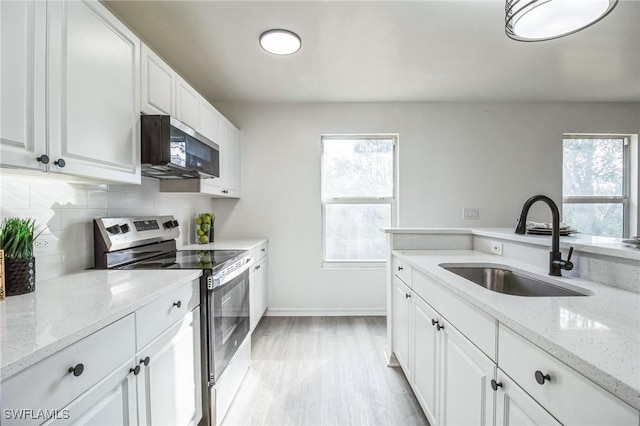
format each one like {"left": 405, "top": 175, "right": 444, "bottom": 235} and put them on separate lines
{"left": 208, "top": 257, "right": 252, "bottom": 289}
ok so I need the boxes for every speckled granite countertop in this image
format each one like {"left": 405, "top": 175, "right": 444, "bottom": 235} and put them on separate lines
{"left": 0, "top": 269, "right": 202, "bottom": 381}
{"left": 393, "top": 250, "right": 640, "bottom": 411}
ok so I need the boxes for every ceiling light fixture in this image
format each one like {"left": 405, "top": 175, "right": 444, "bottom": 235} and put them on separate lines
{"left": 505, "top": 0, "right": 618, "bottom": 42}
{"left": 259, "top": 29, "right": 301, "bottom": 55}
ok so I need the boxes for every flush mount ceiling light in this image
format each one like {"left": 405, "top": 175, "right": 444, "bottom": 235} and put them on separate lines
{"left": 505, "top": 0, "right": 618, "bottom": 42}
{"left": 259, "top": 29, "right": 301, "bottom": 55}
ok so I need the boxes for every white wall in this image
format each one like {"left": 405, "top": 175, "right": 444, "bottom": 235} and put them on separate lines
{"left": 212, "top": 101, "right": 640, "bottom": 314}
{"left": 0, "top": 174, "right": 216, "bottom": 282}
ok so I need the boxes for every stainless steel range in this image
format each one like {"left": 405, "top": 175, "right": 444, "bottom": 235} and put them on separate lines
{"left": 93, "top": 216, "right": 251, "bottom": 426}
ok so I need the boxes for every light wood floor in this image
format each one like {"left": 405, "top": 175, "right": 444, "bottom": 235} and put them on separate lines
{"left": 222, "top": 316, "right": 429, "bottom": 426}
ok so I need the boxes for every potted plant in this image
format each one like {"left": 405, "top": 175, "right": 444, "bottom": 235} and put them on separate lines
{"left": 0, "top": 218, "right": 41, "bottom": 296}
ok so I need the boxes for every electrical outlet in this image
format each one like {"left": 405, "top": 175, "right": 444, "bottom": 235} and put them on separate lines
{"left": 490, "top": 241, "right": 503, "bottom": 256}
{"left": 34, "top": 235, "right": 53, "bottom": 251}
{"left": 463, "top": 208, "right": 480, "bottom": 220}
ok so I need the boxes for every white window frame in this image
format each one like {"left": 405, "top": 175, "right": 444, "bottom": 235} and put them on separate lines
{"left": 562, "top": 134, "right": 631, "bottom": 238}
{"left": 321, "top": 134, "right": 398, "bottom": 268}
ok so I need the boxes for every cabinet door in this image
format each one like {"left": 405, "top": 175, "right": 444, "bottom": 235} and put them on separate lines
{"left": 412, "top": 296, "right": 439, "bottom": 426}
{"left": 495, "top": 369, "right": 561, "bottom": 426}
{"left": 199, "top": 100, "right": 223, "bottom": 145}
{"left": 439, "top": 318, "right": 495, "bottom": 426}
{"left": 0, "top": 0, "right": 47, "bottom": 171}
{"left": 249, "top": 265, "right": 258, "bottom": 331}
{"left": 137, "top": 307, "right": 202, "bottom": 426}
{"left": 141, "top": 44, "right": 175, "bottom": 115}
{"left": 256, "top": 256, "right": 268, "bottom": 320}
{"left": 176, "top": 76, "right": 200, "bottom": 130}
{"left": 47, "top": 0, "right": 141, "bottom": 184}
{"left": 393, "top": 277, "right": 411, "bottom": 374}
{"left": 223, "top": 121, "right": 241, "bottom": 197}
{"left": 48, "top": 362, "right": 138, "bottom": 426}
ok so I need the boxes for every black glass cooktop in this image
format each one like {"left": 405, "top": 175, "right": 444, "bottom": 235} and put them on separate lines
{"left": 120, "top": 249, "right": 246, "bottom": 271}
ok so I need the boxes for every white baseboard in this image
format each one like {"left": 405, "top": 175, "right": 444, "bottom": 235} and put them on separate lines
{"left": 266, "top": 307, "right": 386, "bottom": 317}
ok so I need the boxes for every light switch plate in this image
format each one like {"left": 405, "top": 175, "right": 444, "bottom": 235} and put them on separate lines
{"left": 463, "top": 208, "right": 480, "bottom": 220}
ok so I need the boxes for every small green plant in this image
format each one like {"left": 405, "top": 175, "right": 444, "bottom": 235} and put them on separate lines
{"left": 0, "top": 218, "right": 43, "bottom": 260}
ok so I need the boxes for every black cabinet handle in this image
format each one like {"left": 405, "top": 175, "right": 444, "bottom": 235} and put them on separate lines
{"left": 491, "top": 379, "right": 503, "bottom": 391}
{"left": 37, "top": 154, "right": 50, "bottom": 164}
{"left": 173, "top": 301, "right": 182, "bottom": 308}
{"left": 130, "top": 365, "right": 141, "bottom": 376}
{"left": 431, "top": 319, "right": 438, "bottom": 326}
{"left": 398, "top": 266, "right": 403, "bottom": 271}
{"left": 535, "top": 370, "right": 551, "bottom": 385}
{"left": 54, "top": 158, "right": 66, "bottom": 168}
{"left": 140, "top": 356, "right": 150, "bottom": 366}
{"left": 436, "top": 323, "right": 444, "bottom": 331}
{"left": 261, "top": 248, "right": 266, "bottom": 252}
{"left": 431, "top": 319, "right": 444, "bottom": 330}
{"left": 405, "top": 293, "right": 411, "bottom": 299}
{"left": 68, "top": 363, "right": 84, "bottom": 377}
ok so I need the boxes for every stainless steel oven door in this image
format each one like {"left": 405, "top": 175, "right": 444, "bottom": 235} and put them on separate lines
{"left": 208, "top": 267, "right": 250, "bottom": 382}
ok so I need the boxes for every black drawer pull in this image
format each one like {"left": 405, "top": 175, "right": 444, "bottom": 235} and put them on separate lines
{"left": 436, "top": 323, "right": 444, "bottom": 331}
{"left": 54, "top": 158, "right": 66, "bottom": 168}
{"left": 397, "top": 266, "right": 403, "bottom": 271}
{"left": 491, "top": 379, "right": 503, "bottom": 391}
{"left": 130, "top": 365, "right": 141, "bottom": 376}
{"left": 535, "top": 370, "right": 551, "bottom": 385}
{"left": 405, "top": 293, "right": 411, "bottom": 299}
{"left": 140, "top": 356, "right": 150, "bottom": 366}
{"left": 37, "top": 154, "right": 50, "bottom": 164}
{"left": 68, "top": 363, "right": 84, "bottom": 377}
{"left": 173, "top": 300, "right": 182, "bottom": 308}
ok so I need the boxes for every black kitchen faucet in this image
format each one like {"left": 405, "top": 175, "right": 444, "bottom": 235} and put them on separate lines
{"left": 514, "top": 195, "right": 574, "bottom": 276}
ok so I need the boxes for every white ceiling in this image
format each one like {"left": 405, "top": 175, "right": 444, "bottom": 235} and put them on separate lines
{"left": 104, "top": 0, "right": 640, "bottom": 104}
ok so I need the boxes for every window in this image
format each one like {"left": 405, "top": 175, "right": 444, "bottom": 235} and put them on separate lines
{"left": 562, "top": 135, "right": 630, "bottom": 238}
{"left": 321, "top": 135, "right": 397, "bottom": 264}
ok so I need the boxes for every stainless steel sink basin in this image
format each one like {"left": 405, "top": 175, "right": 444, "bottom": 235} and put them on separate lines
{"left": 440, "top": 264, "right": 592, "bottom": 297}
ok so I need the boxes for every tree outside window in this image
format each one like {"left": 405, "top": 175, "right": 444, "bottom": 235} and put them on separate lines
{"left": 562, "top": 136, "right": 630, "bottom": 238}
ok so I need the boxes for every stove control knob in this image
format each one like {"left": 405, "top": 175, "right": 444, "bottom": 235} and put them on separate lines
{"left": 163, "top": 220, "right": 179, "bottom": 229}
{"left": 120, "top": 224, "right": 130, "bottom": 234}
{"left": 106, "top": 225, "right": 121, "bottom": 235}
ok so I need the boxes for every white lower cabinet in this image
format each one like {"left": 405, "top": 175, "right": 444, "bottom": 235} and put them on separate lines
{"left": 250, "top": 248, "right": 269, "bottom": 331}
{"left": 0, "top": 279, "right": 202, "bottom": 426}
{"left": 412, "top": 295, "right": 439, "bottom": 425}
{"left": 494, "top": 369, "right": 561, "bottom": 426}
{"left": 438, "top": 317, "right": 495, "bottom": 426}
{"left": 136, "top": 307, "right": 202, "bottom": 426}
{"left": 391, "top": 255, "right": 640, "bottom": 426}
{"left": 50, "top": 362, "right": 138, "bottom": 426}
{"left": 393, "top": 277, "right": 411, "bottom": 373}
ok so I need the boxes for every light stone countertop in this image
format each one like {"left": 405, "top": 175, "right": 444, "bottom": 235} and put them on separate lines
{"left": 0, "top": 269, "right": 202, "bottom": 381}
{"left": 383, "top": 227, "right": 640, "bottom": 261}
{"left": 181, "top": 237, "right": 268, "bottom": 252}
{"left": 393, "top": 249, "right": 640, "bottom": 411}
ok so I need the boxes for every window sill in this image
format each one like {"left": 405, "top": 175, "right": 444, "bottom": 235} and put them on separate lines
{"left": 321, "top": 261, "right": 386, "bottom": 269}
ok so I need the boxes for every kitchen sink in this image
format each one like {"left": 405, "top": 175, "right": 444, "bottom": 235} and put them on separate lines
{"left": 440, "top": 264, "right": 593, "bottom": 297}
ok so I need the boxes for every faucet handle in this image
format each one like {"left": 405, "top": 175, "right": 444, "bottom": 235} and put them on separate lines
{"left": 561, "top": 246, "right": 574, "bottom": 271}
{"left": 567, "top": 246, "right": 574, "bottom": 262}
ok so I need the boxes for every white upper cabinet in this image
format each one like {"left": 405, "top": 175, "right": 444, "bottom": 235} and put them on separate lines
{"left": 0, "top": 0, "right": 47, "bottom": 171}
{"left": 176, "top": 75, "right": 200, "bottom": 130}
{"left": 199, "top": 99, "right": 223, "bottom": 144}
{"left": 141, "top": 44, "right": 175, "bottom": 116}
{"left": 223, "top": 120, "right": 241, "bottom": 197}
{"left": 47, "top": 0, "right": 141, "bottom": 184}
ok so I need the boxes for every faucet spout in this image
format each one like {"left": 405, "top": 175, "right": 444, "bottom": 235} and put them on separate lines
{"left": 514, "top": 195, "right": 573, "bottom": 276}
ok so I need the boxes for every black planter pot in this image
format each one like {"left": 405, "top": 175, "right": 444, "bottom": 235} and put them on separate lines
{"left": 5, "top": 257, "right": 36, "bottom": 296}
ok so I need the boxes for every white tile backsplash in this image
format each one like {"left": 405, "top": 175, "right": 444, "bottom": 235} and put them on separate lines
{"left": 0, "top": 175, "right": 218, "bottom": 281}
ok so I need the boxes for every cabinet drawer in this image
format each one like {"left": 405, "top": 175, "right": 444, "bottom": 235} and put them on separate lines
{"left": 136, "top": 279, "right": 200, "bottom": 350}
{"left": 1, "top": 315, "right": 135, "bottom": 423}
{"left": 499, "top": 325, "right": 639, "bottom": 425}
{"left": 413, "top": 270, "right": 496, "bottom": 361}
{"left": 394, "top": 257, "right": 412, "bottom": 286}
{"left": 255, "top": 241, "right": 268, "bottom": 262}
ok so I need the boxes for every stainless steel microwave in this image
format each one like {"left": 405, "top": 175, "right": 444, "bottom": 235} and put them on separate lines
{"left": 141, "top": 115, "right": 220, "bottom": 179}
